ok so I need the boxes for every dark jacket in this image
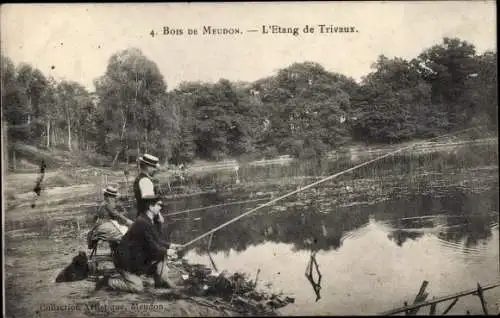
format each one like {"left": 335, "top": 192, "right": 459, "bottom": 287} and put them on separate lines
{"left": 113, "top": 214, "right": 171, "bottom": 275}
{"left": 93, "top": 201, "right": 131, "bottom": 226}
{"left": 94, "top": 202, "right": 118, "bottom": 221}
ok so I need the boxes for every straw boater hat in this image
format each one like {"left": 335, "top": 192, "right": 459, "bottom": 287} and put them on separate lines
{"left": 103, "top": 186, "right": 119, "bottom": 197}
{"left": 139, "top": 154, "right": 160, "bottom": 168}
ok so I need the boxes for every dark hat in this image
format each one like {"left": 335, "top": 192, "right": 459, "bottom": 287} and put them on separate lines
{"left": 139, "top": 154, "right": 160, "bottom": 168}
{"left": 103, "top": 186, "right": 119, "bottom": 197}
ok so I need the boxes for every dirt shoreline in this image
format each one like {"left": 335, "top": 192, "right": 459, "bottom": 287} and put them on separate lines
{"left": 5, "top": 235, "right": 262, "bottom": 318}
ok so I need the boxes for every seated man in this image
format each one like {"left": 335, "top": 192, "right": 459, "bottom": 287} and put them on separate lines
{"left": 95, "top": 195, "right": 181, "bottom": 293}
{"left": 87, "top": 186, "right": 133, "bottom": 252}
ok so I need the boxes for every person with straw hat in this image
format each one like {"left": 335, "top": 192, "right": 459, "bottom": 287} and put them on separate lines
{"left": 134, "top": 153, "right": 161, "bottom": 218}
{"left": 87, "top": 186, "right": 133, "bottom": 251}
{"left": 95, "top": 195, "right": 182, "bottom": 293}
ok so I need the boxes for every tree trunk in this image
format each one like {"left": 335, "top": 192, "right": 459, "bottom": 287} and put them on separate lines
{"left": 46, "top": 120, "right": 51, "bottom": 148}
{"left": 112, "top": 148, "right": 122, "bottom": 168}
{"left": 134, "top": 71, "right": 141, "bottom": 161}
{"left": 78, "top": 129, "right": 82, "bottom": 151}
{"left": 67, "top": 119, "right": 72, "bottom": 151}
{"left": 112, "top": 110, "right": 127, "bottom": 168}
{"left": 135, "top": 116, "right": 140, "bottom": 159}
{"left": 12, "top": 150, "right": 16, "bottom": 171}
{"left": 3, "top": 122, "right": 8, "bottom": 174}
{"left": 52, "top": 126, "right": 56, "bottom": 147}
{"left": 27, "top": 95, "right": 32, "bottom": 140}
{"left": 125, "top": 137, "right": 129, "bottom": 165}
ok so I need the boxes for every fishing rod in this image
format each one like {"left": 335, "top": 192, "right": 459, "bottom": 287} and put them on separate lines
{"left": 177, "top": 126, "right": 481, "bottom": 251}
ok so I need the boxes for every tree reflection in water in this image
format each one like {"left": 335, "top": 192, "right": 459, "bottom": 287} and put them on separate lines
{"left": 161, "top": 141, "right": 498, "bottom": 252}
{"left": 375, "top": 186, "right": 498, "bottom": 247}
{"left": 387, "top": 230, "right": 425, "bottom": 247}
{"left": 157, "top": 145, "right": 497, "bottom": 304}
{"left": 164, "top": 182, "right": 497, "bottom": 256}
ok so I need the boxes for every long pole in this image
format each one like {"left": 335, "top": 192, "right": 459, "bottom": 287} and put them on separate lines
{"left": 178, "top": 127, "right": 479, "bottom": 250}
{"left": 379, "top": 282, "right": 500, "bottom": 315}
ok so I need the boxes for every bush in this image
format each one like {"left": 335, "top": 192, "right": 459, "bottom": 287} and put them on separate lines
{"left": 72, "top": 150, "right": 112, "bottom": 167}
{"left": 45, "top": 174, "right": 73, "bottom": 187}
{"left": 10, "top": 143, "right": 62, "bottom": 169}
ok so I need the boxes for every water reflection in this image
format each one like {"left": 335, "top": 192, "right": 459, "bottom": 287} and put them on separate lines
{"left": 387, "top": 230, "right": 425, "bottom": 247}
{"left": 166, "top": 195, "right": 368, "bottom": 254}
{"left": 438, "top": 216, "right": 495, "bottom": 250}
{"left": 158, "top": 142, "right": 498, "bottom": 260}
{"left": 165, "top": 183, "right": 498, "bottom": 258}
{"left": 371, "top": 189, "right": 498, "bottom": 249}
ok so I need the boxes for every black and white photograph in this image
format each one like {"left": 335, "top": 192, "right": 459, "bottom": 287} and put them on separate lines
{"left": 1, "top": 2, "right": 498, "bottom": 317}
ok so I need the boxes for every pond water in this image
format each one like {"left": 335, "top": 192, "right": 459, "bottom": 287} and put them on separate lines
{"left": 5, "top": 141, "right": 499, "bottom": 315}
{"left": 162, "top": 143, "right": 499, "bottom": 315}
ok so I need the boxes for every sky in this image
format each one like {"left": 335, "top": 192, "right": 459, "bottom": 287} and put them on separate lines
{"left": 1, "top": 2, "right": 496, "bottom": 92}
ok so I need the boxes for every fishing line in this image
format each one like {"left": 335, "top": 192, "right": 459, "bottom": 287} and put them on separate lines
{"left": 164, "top": 197, "right": 272, "bottom": 217}
{"left": 178, "top": 126, "right": 481, "bottom": 250}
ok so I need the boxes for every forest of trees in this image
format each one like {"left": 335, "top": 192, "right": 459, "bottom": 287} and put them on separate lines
{"left": 1, "top": 37, "right": 497, "bottom": 168}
